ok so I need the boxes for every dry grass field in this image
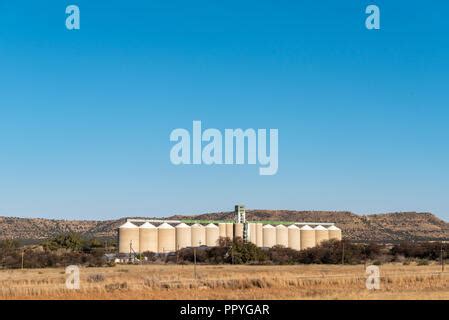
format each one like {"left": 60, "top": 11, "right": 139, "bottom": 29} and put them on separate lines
{"left": 0, "top": 263, "right": 448, "bottom": 300}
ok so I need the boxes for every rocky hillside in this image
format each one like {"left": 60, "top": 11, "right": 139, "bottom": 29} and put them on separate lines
{"left": 1, "top": 211, "right": 448, "bottom": 242}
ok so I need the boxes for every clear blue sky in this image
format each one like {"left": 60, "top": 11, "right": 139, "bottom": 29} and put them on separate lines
{"left": 1, "top": 1, "right": 448, "bottom": 220}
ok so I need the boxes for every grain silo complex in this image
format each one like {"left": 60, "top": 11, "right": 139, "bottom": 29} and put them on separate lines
{"left": 117, "top": 204, "right": 342, "bottom": 256}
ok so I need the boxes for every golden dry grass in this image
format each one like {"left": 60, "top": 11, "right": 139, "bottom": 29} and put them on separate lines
{"left": 0, "top": 263, "right": 448, "bottom": 300}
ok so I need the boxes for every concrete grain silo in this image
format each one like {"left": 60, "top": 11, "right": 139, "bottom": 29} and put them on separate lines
{"left": 234, "top": 223, "right": 244, "bottom": 240}
{"left": 191, "top": 223, "right": 206, "bottom": 247}
{"left": 300, "top": 225, "right": 316, "bottom": 249}
{"left": 256, "top": 223, "right": 263, "bottom": 247}
{"left": 139, "top": 222, "right": 158, "bottom": 253}
{"left": 158, "top": 222, "right": 175, "bottom": 253}
{"left": 275, "top": 224, "right": 288, "bottom": 247}
{"left": 175, "top": 223, "right": 191, "bottom": 250}
{"left": 205, "top": 223, "right": 219, "bottom": 246}
{"left": 225, "top": 223, "right": 234, "bottom": 239}
{"left": 288, "top": 225, "right": 301, "bottom": 250}
{"left": 248, "top": 223, "right": 257, "bottom": 245}
{"left": 119, "top": 221, "right": 140, "bottom": 254}
{"left": 314, "top": 225, "right": 329, "bottom": 245}
{"left": 218, "top": 223, "right": 227, "bottom": 238}
{"left": 328, "top": 225, "right": 342, "bottom": 240}
{"left": 262, "top": 224, "right": 276, "bottom": 248}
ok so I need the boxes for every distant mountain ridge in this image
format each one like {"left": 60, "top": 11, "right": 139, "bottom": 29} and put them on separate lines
{"left": 1, "top": 210, "right": 448, "bottom": 242}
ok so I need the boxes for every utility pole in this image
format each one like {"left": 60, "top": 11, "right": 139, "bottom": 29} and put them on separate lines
{"left": 21, "top": 251, "right": 24, "bottom": 270}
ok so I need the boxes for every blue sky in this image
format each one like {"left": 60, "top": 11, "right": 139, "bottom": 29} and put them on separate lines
{"left": 0, "top": 1, "right": 448, "bottom": 220}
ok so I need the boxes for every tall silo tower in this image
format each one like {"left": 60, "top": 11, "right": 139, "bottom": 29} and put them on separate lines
{"left": 314, "top": 225, "right": 329, "bottom": 245}
{"left": 262, "top": 224, "right": 276, "bottom": 248}
{"left": 205, "top": 223, "right": 219, "bottom": 246}
{"left": 248, "top": 223, "right": 257, "bottom": 245}
{"left": 175, "top": 223, "right": 191, "bottom": 250}
{"left": 225, "top": 223, "right": 234, "bottom": 239}
{"left": 327, "top": 225, "right": 342, "bottom": 240}
{"left": 256, "top": 223, "right": 263, "bottom": 247}
{"left": 139, "top": 222, "right": 158, "bottom": 253}
{"left": 288, "top": 225, "right": 301, "bottom": 250}
{"left": 218, "top": 223, "right": 227, "bottom": 239}
{"left": 118, "top": 221, "right": 139, "bottom": 254}
{"left": 234, "top": 223, "right": 244, "bottom": 240}
{"left": 300, "top": 225, "right": 316, "bottom": 249}
{"left": 158, "top": 222, "right": 175, "bottom": 253}
{"left": 275, "top": 224, "right": 288, "bottom": 247}
{"left": 191, "top": 223, "right": 206, "bottom": 247}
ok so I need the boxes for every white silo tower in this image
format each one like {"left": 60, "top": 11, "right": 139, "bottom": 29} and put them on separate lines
{"left": 256, "top": 223, "right": 263, "bottom": 247}
{"left": 119, "top": 221, "right": 139, "bottom": 254}
{"left": 234, "top": 223, "right": 244, "bottom": 240}
{"left": 157, "top": 222, "right": 175, "bottom": 253}
{"left": 288, "top": 225, "right": 301, "bottom": 250}
{"left": 327, "top": 225, "right": 342, "bottom": 240}
{"left": 139, "top": 222, "right": 158, "bottom": 253}
{"left": 262, "top": 224, "right": 276, "bottom": 248}
{"left": 275, "top": 225, "right": 288, "bottom": 247}
{"left": 248, "top": 223, "right": 257, "bottom": 245}
{"left": 191, "top": 223, "right": 206, "bottom": 247}
{"left": 300, "top": 225, "right": 316, "bottom": 249}
{"left": 205, "top": 223, "right": 219, "bottom": 246}
{"left": 225, "top": 223, "right": 234, "bottom": 239}
{"left": 218, "top": 223, "right": 227, "bottom": 238}
{"left": 175, "top": 223, "right": 191, "bottom": 250}
{"left": 314, "top": 225, "right": 329, "bottom": 245}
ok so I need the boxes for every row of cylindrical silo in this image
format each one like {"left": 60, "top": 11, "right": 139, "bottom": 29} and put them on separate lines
{"left": 119, "top": 222, "right": 223, "bottom": 254}
{"left": 259, "top": 224, "right": 342, "bottom": 250}
{"left": 119, "top": 221, "right": 342, "bottom": 253}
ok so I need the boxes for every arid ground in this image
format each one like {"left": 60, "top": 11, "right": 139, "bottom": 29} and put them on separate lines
{"left": 0, "top": 263, "right": 448, "bottom": 300}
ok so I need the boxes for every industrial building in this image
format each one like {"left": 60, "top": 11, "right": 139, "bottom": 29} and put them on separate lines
{"left": 118, "top": 205, "right": 342, "bottom": 254}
